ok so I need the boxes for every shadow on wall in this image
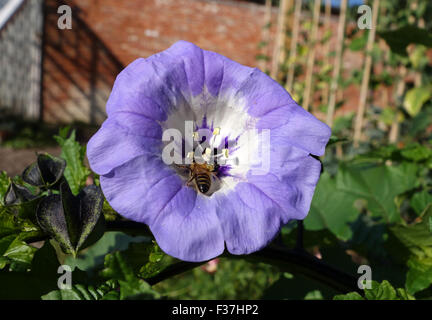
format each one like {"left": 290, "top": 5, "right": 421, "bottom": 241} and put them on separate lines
{"left": 43, "top": 0, "right": 124, "bottom": 124}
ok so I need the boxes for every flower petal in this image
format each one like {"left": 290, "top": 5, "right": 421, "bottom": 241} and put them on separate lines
{"left": 248, "top": 148, "right": 323, "bottom": 219}
{"left": 216, "top": 145, "right": 322, "bottom": 254}
{"left": 89, "top": 40, "right": 332, "bottom": 262}
{"left": 87, "top": 114, "right": 162, "bottom": 175}
{"left": 100, "top": 154, "right": 224, "bottom": 262}
{"left": 257, "top": 105, "right": 331, "bottom": 156}
{"left": 214, "top": 183, "right": 284, "bottom": 255}
{"left": 150, "top": 188, "right": 225, "bottom": 262}
{"left": 99, "top": 154, "right": 178, "bottom": 224}
{"left": 106, "top": 55, "right": 189, "bottom": 120}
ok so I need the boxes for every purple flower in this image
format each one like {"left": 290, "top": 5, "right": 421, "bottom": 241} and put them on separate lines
{"left": 87, "top": 41, "right": 331, "bottom": 262}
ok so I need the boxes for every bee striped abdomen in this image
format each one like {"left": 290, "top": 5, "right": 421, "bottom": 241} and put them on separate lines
{"left": 196, "top": 173, "right": 211, "bottom": 194}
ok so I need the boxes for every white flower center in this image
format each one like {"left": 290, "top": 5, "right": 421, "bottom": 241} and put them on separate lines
{"left": 160, "top": 87, "right": 261, "bottom": 195}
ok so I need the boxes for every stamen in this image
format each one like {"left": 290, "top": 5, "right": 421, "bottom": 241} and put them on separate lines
{"left": 202, "top": 148, "right": 212, "bottom": 162}
{"left": 193, "top": 132, "right": 199, "bottom": 141}
{"left": 222, "top": 148, "right": 229, "bottom": 158}
{"left": 204, "top": 148, "right": 212, "bottom": 157}
{"left": 213, "top": 127, "right": 221, "bottom": 136}
{"left": 187, "top": 151, "right": 194, "bottom": 159}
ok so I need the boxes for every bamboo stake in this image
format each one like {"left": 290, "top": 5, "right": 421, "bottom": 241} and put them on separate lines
{"left": 258, "top": 0, "right": 273, "bottom": 72}
{"left": 389, "top": 0, "right": 424, "bottom": 143}
{"left": 353, "top": 0, "right": 380, "bottom": 147}
{"left": 302, "top": 0, "right": 321, "bottom": 111}
{"left": 322, "top": 0, "right": 332, "bottom": 104}
{"left": 278, "top": 0, "right": 294, "bottom": 71}
{"left": 411, "top": 0, "right": 424, "bottom": 87}
{"left": 270, "top": 0, "right": 292, "bottom": 80}
{"left": 285, "top": 0, "right": 302, "bottom": 92}
{"left": 389, "top": 66, "right": 407, "bottom": 144}
{"left": 325, "top": 0, "right": 348, "bottom": 127}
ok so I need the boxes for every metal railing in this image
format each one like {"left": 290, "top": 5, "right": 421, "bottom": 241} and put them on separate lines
{"left": 0, "top": 0, "right": 44, "bottom": 120}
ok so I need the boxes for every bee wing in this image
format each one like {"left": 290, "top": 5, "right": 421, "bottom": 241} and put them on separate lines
{"left": 210, "top": 173, "right": 230, "bottom": 191}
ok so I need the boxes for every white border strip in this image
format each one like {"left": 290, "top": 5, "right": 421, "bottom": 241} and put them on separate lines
{"left": 0, "top": 0, "right": 26, "bottom": 30}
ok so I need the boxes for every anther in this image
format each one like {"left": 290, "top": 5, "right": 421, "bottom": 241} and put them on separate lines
{"left": 213, "top": 127, "right": 221, "bottom": 136}
{"left": 222, "top": 148, "right": 229, "bottom": 158}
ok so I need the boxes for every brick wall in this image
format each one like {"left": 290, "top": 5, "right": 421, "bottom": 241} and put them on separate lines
{"left": 42, "top": 0, "right": 392, "bottom": 125}
{"left": 42, "top": 0, "right": 277, "bottom": 123}
{"left": 70, "top": 0, "right": 274, "bottom": 67}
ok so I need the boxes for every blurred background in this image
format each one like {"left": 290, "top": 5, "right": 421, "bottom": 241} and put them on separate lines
{"left": 1, "top": 0, "right": 432, "bottom": 299}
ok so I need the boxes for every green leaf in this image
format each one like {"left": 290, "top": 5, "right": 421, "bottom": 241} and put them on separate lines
{"left": 334, "top": 281, "right": 414, "bottom": 300}
{"left": 36, "top": 182, "right": 104, "bottom": 255}
{"left": 378, "top": 26, "right": 432, "bottom": 56}
{"left": 54, "top": 129, "right": 91, "bottom": 195}
{"left": 364, "top": 280, "right": 397, "bottom": 300}
{"left": 349, "top": 33, "right": 367, "bottom": 51}
{"left": 409, "top": 45, "right": 429, "bottom": 70}
{"left": 411, "top": 190, "right": 432, "bottom": 216}
{"left": 0, "top": 241, "right": 61, "bottom": 299}
{"left": 119, "top": 278, "right": 160, "bottom": 300}
{"left": 100, "top": 251, "right": 160, "bottom": 300}
{"left": 99, "top": 236, "right": 170, "bottom": 281}
{"left": 391, "top": 205, "right": 432, "bottom": 254}
{"left": 100, "top": 251, "right": 136, "bottom": 282}
{"left": 2, "top": 237, "right": 37, "bottom": 270}
{"left": 337, "top": 163, "right": 419, "bottom": 223}
{"left": 366, "top": 281, "right": 414, "bottom": 300}
{"left": 305, "top": 172, "right": 360, "bottom": 240}
{"left": 391, "top": 205, "right": 432, "bottom": 294}
{"left": 64, "top": 231, "right": 148, "bottom": 273}
{"left": 429, "top": 216, "right": 432, "bottom": 234}
{"left": 400, "top": 143, "right": 432, "bottom": 162}
{"left": 0, "top": 172, "right": 10, "bottom": 205}
{"left": 41, "top": 281, "right": 117, "bottom": 300}
{"left": 333, "top": 292, "right": 364, "bottom": 300}
{"left": 406, "top": 256, "right": 432, "bottom": 295}
{"left": 0, "top": 206, "right": 43, "bottom": 242}
{"left": 304, "top": 290, "right": 323, "bottom": 300}
{"left": 403, "top": 86, "right": 432, "bottom": 118}
{"left": 306, "top": 162, "right": 419, "bottom": 239}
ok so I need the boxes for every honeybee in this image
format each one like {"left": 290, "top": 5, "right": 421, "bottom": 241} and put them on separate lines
{"left": 176, "top": 162, "right": 220, "bottom": 195}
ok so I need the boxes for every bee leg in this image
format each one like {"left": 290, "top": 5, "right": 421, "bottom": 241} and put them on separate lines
{"left": 174, "top": 164, "right": 189, "bottom": 170}
{"left": 186, "top": 174, "right": 196, "bottom": 187}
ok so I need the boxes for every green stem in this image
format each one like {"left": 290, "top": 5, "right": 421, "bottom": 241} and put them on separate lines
{"left": 105, "top": 220, "right": 363, "bottom": 294}
{"left": 105, "top": 220, "right": 153, "bottom": 237}
{"left": 146, "top": 261, "right": 206, "bottom": 286}
{"left": 247, "top": 245, "right": 361, "bottom": 294}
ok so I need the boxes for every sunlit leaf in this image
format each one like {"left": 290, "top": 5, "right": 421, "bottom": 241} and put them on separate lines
{"left": 403, "top": 86, "right": 432, "bottom": 117}
{"left": 334, "top": 280, "right": 414, "bottom": 300}
{"left": 305, "top": 172, "right": 359, "bottom": 240}
{"left": 54, "top": 129, "right": 91, "bottom": 195}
